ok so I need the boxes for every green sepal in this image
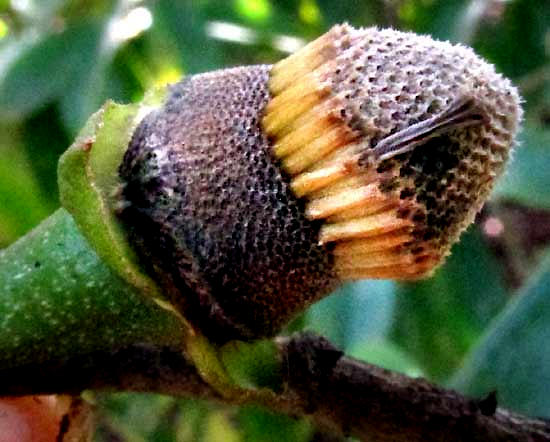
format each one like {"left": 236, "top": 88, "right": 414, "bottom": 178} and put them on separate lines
{"left": 185, "top": 333, "right": 285, "bottom": 406}
{"left": 58, "top": 88, "right": 166, "bottom": 299}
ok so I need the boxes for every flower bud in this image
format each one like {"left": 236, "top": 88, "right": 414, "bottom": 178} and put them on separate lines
{"left": 119, "top": 24, "right": 521, "bottom": 342}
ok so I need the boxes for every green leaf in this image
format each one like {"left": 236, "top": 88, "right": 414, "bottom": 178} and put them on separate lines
{"left": 347, "top": 339, "right": 423, "bottom": 377}
{"left": 316, "top": 0, "right": 388, "bottom": 27}
{"left": 203, "top": 409, "right": 242, "bottom": 442}
{"left": 304, "top": 280, "right": 396, "bottom": 351}
{"left": 451, "top": 250, "right": 550, "bottom": 418}
{"left": 0, "top": 21, "right": 103, "bottom": 119}
{"left": 21, "top": 104, "right": 71, "bottom": 210}
{"left": 493, "top": 125, "right": 550, "bottom": 208}
{"left": 58, "top": 30, "right": 112, "bottom": 135}
{"left": 237, "top": 406, "right": 312, "bottom": 442}
{"left": 397, "top": 0, "right": 471, "bottom": 42}
{"left": 97, "top": 393, "right": 187, "bottom": 442}
{"left": 59, "top": 7, "right": 137, "bottom": 135}
{"left": 235, "top": 0, "right": 272, "bottom": 23}
{"left": 152, "top": 0, "right": 223, "bottom": 74}
{"left": 472, "top": 0, "right": 549, "bottom": 80}
{"left": 390, "top": 227, "right": 509, "bottom": 381}
{"left": 220, "top": 340, "right": 281, "bottom": 391}
{"left": 0, "top": 123, "right": 53, "bottom": 246}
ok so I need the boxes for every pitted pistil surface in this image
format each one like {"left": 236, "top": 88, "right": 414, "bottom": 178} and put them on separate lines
{"left": 119, "top": 65, "right": 337, "bottom": 341}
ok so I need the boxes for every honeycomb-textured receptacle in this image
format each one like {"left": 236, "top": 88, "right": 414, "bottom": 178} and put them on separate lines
{"left": 118, "top": 24, "right": 521, "bottom": 341}
{"left": 119, "top": 66, "right": 338, "bottom": 342}
{"left": 265, "top": 24, "right": 522, "bottom": 280}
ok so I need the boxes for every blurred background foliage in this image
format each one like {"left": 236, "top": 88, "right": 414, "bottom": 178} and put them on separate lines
{"left": 0, "top": 0, "right": 549, "bottom": 440}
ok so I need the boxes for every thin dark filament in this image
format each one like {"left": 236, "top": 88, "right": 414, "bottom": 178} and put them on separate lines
{"left": 373, "top": 96, "right": 488, "bottom": 162}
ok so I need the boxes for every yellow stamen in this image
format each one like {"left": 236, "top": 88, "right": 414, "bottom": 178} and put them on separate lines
{"left": 306, "top": 184, "right": 384, "bottom": 219}
{"left": 290, "top": 164, "right": 349, "bottom": 197}
{"left": 319, "top": 210, "right": 412, "bottom": 244}
{"left": 274, "top": 116, "right": 337, "bottom": 158}
{"left": 327, "top": 200, "right": 396, "bottom": 222}
{"left": 270, "top": 25, "right": 347, "bottom": 94}
{"left": 333, "top": 233, "right": 412, "bottom": 256}
{"left": 264, "top": 88, "right": 328, "bottom": 136}
{"left": 283, "top": 126, "right": 357, "bottom": 174}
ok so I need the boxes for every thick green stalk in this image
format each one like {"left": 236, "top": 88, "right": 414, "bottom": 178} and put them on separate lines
{"left": 0, "top": 209, "right": 185, "bottom": 370}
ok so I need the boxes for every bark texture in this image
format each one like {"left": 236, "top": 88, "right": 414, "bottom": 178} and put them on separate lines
{"left": 1, "top": 333, "right": 548, "bottom": 441}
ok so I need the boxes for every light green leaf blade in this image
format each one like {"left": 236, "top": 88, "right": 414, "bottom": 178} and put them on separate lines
{"left": 0, "top": 21, "right": 102, "bottom": 120}
{"left": 390, "top": 227, "right": 509, "bottom": 381}
{"left": 304, "top": 280, "right": 396, "bottom": 351}
{"left": 237, "top": 405, "right": 312, "bottom": 442}
{"left": 0, "top": 123, "right": 54, "bottom": 246}
{"left": 451, "top": 249, "right": 550, "bottom": 418}
{"left": 494, "top": 125, "right": 550, "bottom": 208}
{"left": 347, "top": 339, "right": 423, "bottom": 378}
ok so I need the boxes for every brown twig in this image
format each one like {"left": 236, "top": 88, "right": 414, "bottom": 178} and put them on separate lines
{"left": 1, "top": 334, "right": 548, "bottom": 441}
{"left": 279, "top": 333, "right": 550, "bottom": 441}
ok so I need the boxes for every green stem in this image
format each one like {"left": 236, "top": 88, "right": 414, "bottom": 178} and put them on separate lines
{"left": 0, "top": 209, "right": 185, "bottom": 370}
